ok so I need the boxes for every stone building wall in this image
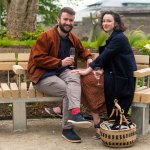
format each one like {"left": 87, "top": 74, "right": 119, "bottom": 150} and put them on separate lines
{"left": 125, "top": 16, "right": 150, "bottom": 33}
{"left": 73, "top": 18, "right": 93, "bottom": 40}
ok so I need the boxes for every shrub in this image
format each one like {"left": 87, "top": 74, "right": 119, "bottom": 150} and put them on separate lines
{"left": 126, "top": 30, "right": 147, "bottom": 47}
{"left": 96, "top": 31, "right": 108, "bottom": 47}
{"left": 0, "top": 30, "right": 7, "bottom": 39}
{"left": 19, "top": 30, "right": 44, "bottom": 41}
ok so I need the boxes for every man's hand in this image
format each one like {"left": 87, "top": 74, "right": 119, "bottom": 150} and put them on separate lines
{"left": 62, "top": 57, "right": 74, "bottom": 67}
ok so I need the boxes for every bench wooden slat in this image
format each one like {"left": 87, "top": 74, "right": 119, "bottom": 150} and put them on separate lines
{"left": 134, "top": 68, "right": 150, "bottom": 77}
{"left": 10, "top": 83, "right": 19, "bottom": 98}
{"left": 0, "top": 83, "right": 11, "bottom": 99}
{"left": 136, "top": 86, "right": 148, "bottom": 91}
{"left": 28, "top": 83, "right": 35, "bottom": 98}
{"left": 36, "top": 90, "right": 44, "bottom": 97}
{"left": 21, "top": 82, "right": 27, "bottom": 98}
{"left": 134, "top": 55, "right": 149, "bottom": 64}
{"left": 136, "top": 64, "right": 149, "bottom": 70}
{"left": 141, "top": 90, "right": 150, "bottom": 103}
{"left": 18, "top": 62, "right": 28, "bottom": 69}
{"left": 134, "top": 88, "right": 150, "bottom": 102}
{"left": 0, "top": 62, "right": 16, "bottom": 70}
{"left": 0, "top": 53, "right": 16, "bottom": 62}
{"left": 133, "top": 92, "right": 141, "bottom": 102}
{"left": 17, "top": 53, "right": 30, "bottom": 62}
{"left": 0, "top": 88, "right": 2, "bottom": 98}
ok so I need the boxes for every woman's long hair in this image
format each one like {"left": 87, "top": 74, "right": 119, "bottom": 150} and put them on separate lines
{"left": 100, "top": 10, "right": 128, "bottom": 32}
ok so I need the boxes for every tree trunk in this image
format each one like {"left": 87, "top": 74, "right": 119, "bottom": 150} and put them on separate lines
{"left": 2, "top": 0, "right": 39, "bottom": 38}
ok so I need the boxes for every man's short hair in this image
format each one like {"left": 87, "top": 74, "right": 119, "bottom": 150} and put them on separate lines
{"left": 58, "top": 7, "right": 75, "bottom": 18}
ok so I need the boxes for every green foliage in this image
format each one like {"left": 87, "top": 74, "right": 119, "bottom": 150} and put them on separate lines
{"left": 0, "top": 1, "right": 7, "bottom": 28}
{"left": 138, "top": 42, "right": 150, "bottom": 55}
{"left": 137, "top": 78, "right": 143, "bottom": 87}
{"left": 82, "top": 41, "right": 98, "bottom": 50}
{"left": 19, "top": 30, "right": 44, "bottom": 41}
{"left": 81, "top": 35, "right": 89, "bottom": 41}
{"left": 81, "top": 31, "right": 108, "bottom": 51}
{"left": 39, "top": 0, "right": 61, "bottom": 26}
{"left": 97, "top": 31, "right": 108, "bottom": 47}
{"left": 0, "top": 28, "right": 42, "bottom": 46}
{"left": 124, "top": 29, "right": 150, "bottom": 55}
{"left": 0, "top": 29, "right": 6, "bottom": 38}
{"left": 0, "top": 24, "right": 44, "bottom": 41}
{"left": 147, "top": 34, "right": 150, "bottom": 40}
{"left": 0, "top": 39, "right": 35, "bottom": 47}
{"left": 126, "top": 30, "right": 147, "bottom": 47}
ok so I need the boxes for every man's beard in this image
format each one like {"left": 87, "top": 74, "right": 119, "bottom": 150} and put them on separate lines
{"left": 58, "top": 23, "right": 73, "bottom": 34}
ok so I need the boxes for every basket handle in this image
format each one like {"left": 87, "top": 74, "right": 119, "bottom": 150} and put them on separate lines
{"left": 109, "top": 99, "right": 130, "bottom": 128}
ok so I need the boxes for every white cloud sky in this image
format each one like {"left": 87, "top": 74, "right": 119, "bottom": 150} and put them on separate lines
{"left": 59, "top": 0, "right": 99, "bottom": 11}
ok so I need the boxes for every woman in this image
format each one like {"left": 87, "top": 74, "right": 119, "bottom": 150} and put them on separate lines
{"left": 73, "top": 11, "right": 137, "bottom": 122}
{"left": 81, "top": 72, "right": 106, "bottom": 139}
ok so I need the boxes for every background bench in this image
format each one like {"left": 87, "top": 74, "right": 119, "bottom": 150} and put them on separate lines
{"left": 0, "top": 53, "right": 150, "bottom": 136}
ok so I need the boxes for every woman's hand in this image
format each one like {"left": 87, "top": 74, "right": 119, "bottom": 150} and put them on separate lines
{"left": 71, "top": 67, "right": 93, "bottom": 76}
{"left": 93, "top": 68, "right": 104, "bottom": 75}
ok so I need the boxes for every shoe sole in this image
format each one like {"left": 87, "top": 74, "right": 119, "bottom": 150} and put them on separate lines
{"left": 44, "top": 108, "right": 51, "bottom": 115}
{"left": 67, "top": 120, "right": 92, "bottom": 128}
{"left": 62, "top": 134, "right": 81, "bottom": 143}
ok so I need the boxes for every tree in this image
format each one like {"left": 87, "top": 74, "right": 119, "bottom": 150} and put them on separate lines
{"left": 1, "top": 0, "right": 81, "bottom": 39}
{"left": 38, "top": 0, "right": 82, "bottom": 26}
{"left": 2, "top": 0, "right": 39, "bottom": 38}
{"left": 0, "top": 0, "right": 7, "bottom": 29}
{"left": 38, "top": 0, "right": 61, "bottom": 26}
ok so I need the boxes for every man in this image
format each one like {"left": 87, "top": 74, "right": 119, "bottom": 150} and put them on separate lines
{"left": 27, "top": 7, "right": 93, "bottom": 143}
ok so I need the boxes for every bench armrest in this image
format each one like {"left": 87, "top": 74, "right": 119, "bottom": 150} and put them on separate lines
{"left": 13, "top": 65, "right": 25, "bottom": 75}
{"left": 134, "top": 68, "right": 150, "bottom": 78}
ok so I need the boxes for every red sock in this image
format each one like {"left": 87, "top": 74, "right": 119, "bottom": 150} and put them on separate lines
{"left": 71, "top": 108, "right": 80, "bottom": 115}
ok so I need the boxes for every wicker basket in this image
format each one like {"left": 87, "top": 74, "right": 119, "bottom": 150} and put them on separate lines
{"left": 100, "top": 99, "right": 137, "bottom": 148}
{"left": 100, "top": 120, "right": 136, "bottom": 148}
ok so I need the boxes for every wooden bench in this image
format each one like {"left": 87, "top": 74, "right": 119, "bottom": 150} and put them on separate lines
{"left": 130, "top": 54, "right": 150, "bottom": 135}
{"left": 0, "top": 53, "right": 62, "bottom": 130}
{"left": 0, "top": 53, "right": 150, "bottom": 136}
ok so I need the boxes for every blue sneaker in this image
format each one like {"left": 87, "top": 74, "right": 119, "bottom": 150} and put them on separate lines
{"left": 62, "top": 128, "right": 81, "bottom": 143}
{"left": 67, "top": 113, "right": 92, "bottom": 128}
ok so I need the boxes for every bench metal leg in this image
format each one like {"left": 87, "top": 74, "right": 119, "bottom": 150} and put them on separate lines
{"left": 13, "top": 101, "right": 27, "bottom": 130}
{"left": 131, "top": 103, "right": 149, "bottom": 135}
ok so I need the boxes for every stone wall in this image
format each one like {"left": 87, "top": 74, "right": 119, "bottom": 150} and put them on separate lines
{"left": 126, "top": 16, "right": 150, "bottom": 33}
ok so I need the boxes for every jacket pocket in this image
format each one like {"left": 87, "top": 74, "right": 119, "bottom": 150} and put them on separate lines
{"left": 114, "top": 75, "right": 131, "bottom": 98}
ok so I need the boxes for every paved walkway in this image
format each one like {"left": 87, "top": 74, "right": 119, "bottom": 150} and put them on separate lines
{"left": 0, "top": 118, "right": 150, "bottom": 150}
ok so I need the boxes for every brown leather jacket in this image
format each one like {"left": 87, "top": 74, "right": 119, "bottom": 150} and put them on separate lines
{"left": 27, "top": 26, "right": 92, "bottom": 84}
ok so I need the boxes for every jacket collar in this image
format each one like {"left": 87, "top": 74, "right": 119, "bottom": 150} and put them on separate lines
{"left": 106, "top": 31, "right": 121, "bottom": 45}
